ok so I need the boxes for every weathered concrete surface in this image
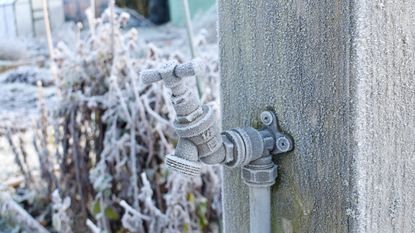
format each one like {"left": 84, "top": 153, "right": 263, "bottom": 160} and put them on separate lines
{"left": 218, "top": 0, "right": 415, "bottom": 232}
{"left": 354, "top": 1, "right": 415, "bottom": 232}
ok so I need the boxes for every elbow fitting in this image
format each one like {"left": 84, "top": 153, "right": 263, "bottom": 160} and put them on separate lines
{"left": 221, "top": 127, "right": 264, "bottom": 168}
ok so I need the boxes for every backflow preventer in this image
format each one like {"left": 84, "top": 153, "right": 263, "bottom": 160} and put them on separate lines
{"left": 141, "top": 60, "right": 294, "bottom": 233}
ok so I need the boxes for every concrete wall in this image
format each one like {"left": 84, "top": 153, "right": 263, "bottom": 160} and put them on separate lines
{"left": 353, "top": 1, "right": 415, "bottom": 232}
{"left": 218, "top": 0, "right": 415, "bottom": 232}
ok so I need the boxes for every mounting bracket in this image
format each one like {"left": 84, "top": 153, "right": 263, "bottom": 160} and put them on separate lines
{"left": 241, "top": 111, "right": 293, "bottom": 187}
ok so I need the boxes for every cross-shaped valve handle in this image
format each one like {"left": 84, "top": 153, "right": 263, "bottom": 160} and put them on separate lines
{"left": 140, "top": 60, "right": 202, "bottom": 85}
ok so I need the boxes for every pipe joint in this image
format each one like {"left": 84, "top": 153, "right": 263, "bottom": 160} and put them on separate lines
{"left": 242, "top": 161, "right": 277, "bottom": 187}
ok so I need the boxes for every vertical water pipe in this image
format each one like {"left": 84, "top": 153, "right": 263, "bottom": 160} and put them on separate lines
{"left": 249, "top": 186, "right": 271, "bottom": 233}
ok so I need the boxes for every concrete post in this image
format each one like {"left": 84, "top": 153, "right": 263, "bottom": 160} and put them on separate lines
{"left": 218, "top": 0, "right": 415, "bottom": 232}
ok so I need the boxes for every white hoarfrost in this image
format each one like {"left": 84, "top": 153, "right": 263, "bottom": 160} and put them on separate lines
{"left": 1, "top": 4, "right": 222, "bottom": 233}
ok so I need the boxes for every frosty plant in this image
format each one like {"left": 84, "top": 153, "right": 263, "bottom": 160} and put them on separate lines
{"left": 50, "top": 5, "right": 222, "bottom": 233}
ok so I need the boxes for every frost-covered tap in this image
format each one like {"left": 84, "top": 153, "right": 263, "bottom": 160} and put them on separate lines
{"left": 141, "top": 60, "right": 224, "bottom": 176}
{"left": 140, "top": 60, "right": 294, "bottom": 183}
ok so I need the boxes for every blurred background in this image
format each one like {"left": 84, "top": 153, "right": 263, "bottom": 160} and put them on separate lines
{"left": 0, "top": 0, "right": 221, "bottom": 232}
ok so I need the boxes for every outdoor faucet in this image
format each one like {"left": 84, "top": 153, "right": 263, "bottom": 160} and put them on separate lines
{"left": 140, "top": 60, "right": 294, "bottom": 187}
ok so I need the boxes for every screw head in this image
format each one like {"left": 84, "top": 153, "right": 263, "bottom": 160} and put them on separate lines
{"left": 276, "top": 137, "right": 291, "bottom": 152}
{"left": 260, "top": 111, "right": 273, "bottom": 126}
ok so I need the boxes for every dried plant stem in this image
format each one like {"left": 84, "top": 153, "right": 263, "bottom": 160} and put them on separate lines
{"left": 0, "top": 192, "right": 50, "bottom": 233}
{"left": 5, "top": 130, "right": 31, "bottom": 186}
{"left": 90, "top": 0, "right": 96, "bottom": 18}
{"left": 110, "top": 0, "right": 115, "bottom": 60}
{"left": 42, "top": 0, "right": 53, "bottom": 60}
{"left": 69, "top": 109, "right": 86, "bottom": 213}
{"left": 129, "top": 120, "right": 139, "bottom": 209}
{"left": 119, "top": 200, "right": 150, "bottom": 221}
{"left": 86, "top": 219, "right": 101, "bottom": 233}
{"left": 18, "top": 136, "right": 33, "bottom": 182}
{"left": 182, "top": 0, "right": 196, "bottom": 58}
{"left": 53, "top": 122, "right": 62, "bottom": 171}
{"left": 34, "top": 81, "right": 58, "bottom": 192}
{"left": 142, "top": 97, "right": 170, "bottom": 126}
{"left": 182, "top": 0, "right": 203, "bottom": 97}
{"left": 112, "top": 77, "right": 133, "bottom": 122}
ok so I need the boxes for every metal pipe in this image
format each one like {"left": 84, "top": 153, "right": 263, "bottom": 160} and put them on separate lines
{"left": 249, "top": 186, "right": 271, "bottom": 233}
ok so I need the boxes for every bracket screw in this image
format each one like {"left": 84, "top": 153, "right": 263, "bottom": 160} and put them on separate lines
{"left": 260, "top": 111, "right": 273, "bottom": 126}
{"left": 276, "top": 137, "right": 291, "bottom": 152}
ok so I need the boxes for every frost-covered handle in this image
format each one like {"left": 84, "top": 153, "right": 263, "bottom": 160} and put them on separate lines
{"left": 140, "top": 60, "right": 201, "bottom": 85}
{"left": 140, "top": 69, "right": 163, "bottom": 84}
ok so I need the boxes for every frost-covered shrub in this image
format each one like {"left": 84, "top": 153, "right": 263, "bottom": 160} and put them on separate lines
{"left": 50, "top": 6, "right": 221, "bottom": 233}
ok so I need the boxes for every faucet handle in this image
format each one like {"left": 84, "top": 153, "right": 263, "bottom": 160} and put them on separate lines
{"left": 140, "top": 69, "right": 163, "bottom": 84}
{"left": 140, "top": 59, "right": 203, "bottom": 85}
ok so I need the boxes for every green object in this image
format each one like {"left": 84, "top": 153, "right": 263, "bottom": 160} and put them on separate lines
{"left": 104, "top": 207, "right": 120, "bottom": 220}
{"left": 91, "top": 200, "right": 101, "bottom": 215}
{"left": 168, "top": 0, "right": 215, "bottom": 25}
